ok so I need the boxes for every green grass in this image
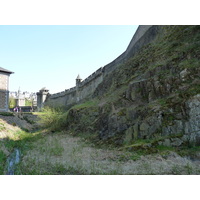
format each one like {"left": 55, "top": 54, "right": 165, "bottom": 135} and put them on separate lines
{"left": 0, "top": 122, "right": 6, "bottom": 131}
{"left": 72, "top": 100, "right": 98, "bottom": 110}
{"left": 3, "top": 129, "right": 42, "bottom": 153}
{"left": 179, "top": 58, "right": 199, "bottom": 70}
{"left": 156, "top": 145, "right": 175, "bottom": 152}
{"left": 177, "top": 146, "right": 200, "bottom": 158}
{"left": 39, "top": 107, "right": 65, "bottom": 131}
{"left": 22, "top": 116, "right": 35, "bottom": 124}
{"left": 38, "top": 100, "right": 99, "bottom": 132}
{"left": 0, "top": 151, "right": 7, "bottom": 174}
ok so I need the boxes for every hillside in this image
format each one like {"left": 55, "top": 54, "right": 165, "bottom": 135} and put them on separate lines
{"left": 43, "top": 26, "right": 200, "bottom": 148}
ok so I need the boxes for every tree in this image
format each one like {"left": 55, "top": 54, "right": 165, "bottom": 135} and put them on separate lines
{"left": 9, "top": 97, "right": 17, "bottom": 108}
{"left": 25, "top": 98, "right": 32, "bottom": 106}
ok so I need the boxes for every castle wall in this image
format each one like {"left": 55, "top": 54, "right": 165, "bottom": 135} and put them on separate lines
{"left": 102, "top": 25, "right": 158, "bottom": 74}
{"left": 45, "top": 88, "right": 77, "bottom": 108}
{"left": 78, "top": 68, "right": 103, "bottom": 101}
{"left": 43, "top": 25, "right": 161, "bottom": 108}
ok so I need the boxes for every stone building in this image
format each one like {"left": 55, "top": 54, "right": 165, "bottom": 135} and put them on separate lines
{"left": 0, "top": 67, "right": 13, "bottom": 112}
{"left": 37, "top": 87, "right": 49, "bottom": 111}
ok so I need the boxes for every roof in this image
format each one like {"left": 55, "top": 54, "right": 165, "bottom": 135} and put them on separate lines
{"left": 0, "top": 67, "right": 14, "bottom": 74}
{"left": 76, "top": 74, "right": 82, "bottom": 80}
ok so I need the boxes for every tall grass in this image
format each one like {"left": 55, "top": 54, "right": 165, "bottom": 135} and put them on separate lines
{"left": 39, "top": 100, "right": 98, "bottom": 132}
{"left": 39, "top": 107, "right": 69, "bottom": 131}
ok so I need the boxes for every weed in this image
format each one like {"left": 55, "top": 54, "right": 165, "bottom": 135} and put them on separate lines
{"left": 171, "top": 164, "right": 182, "bottom": 175}
{"left": 23, "top": 116, "right": 35, "bottom": 124}
{"left": 158, "top": 98, "right": 167, "bottom": 107}
{"left": 179, "top": 58, "right": 199, "bottom": 69}
{"left": 51, "top": 164, "right": 68, "bottom": 174}
{"left": 156, "top": 145, "right": 174, "bottom": 152}
{"left": 184, "top": 163, "right": 193, "bottom": 175}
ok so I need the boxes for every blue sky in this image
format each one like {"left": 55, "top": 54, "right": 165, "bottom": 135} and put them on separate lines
{"left": 0, "top": 25, "right": 138, "bottom": 94}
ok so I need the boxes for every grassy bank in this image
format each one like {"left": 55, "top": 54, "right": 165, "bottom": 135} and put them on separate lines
{"left": 1, "top": 113, "right": 200, "bottom": 175}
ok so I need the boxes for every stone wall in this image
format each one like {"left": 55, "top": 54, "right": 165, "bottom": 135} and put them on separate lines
{"left": 0, "top": 72, "right": 9, "bottom": 112}
{"left": 37, "top": 88, "right": 50, "bottom": 111}
{"left": 43, "top": 25, "right": 161, "bottom": 108}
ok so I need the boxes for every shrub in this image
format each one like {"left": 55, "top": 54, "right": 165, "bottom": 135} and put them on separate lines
{"left": 0, "top": 112, "right": 14, "bottom": 116}
{"left": 39, "top": 107, "right": 67, "bottom": 131}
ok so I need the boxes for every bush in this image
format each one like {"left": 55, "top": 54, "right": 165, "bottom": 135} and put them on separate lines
{"left": 0, "top": 112, "right": 14, "bottom": 116}
{"left": 39, "top": 107, "right": 67, "bottom": 131}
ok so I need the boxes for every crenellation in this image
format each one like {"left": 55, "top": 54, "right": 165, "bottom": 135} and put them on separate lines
{"left": 96, "top": 67, "right": 103, "bottom": 75}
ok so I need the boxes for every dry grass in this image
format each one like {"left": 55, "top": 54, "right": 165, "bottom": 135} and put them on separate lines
{"left": 0, "top": 118, "right": 21, "bottom": 140}
{"left": 19, "top": 131, "right": 200, "bottom": 175}
{"left": 1, "top": 116, "right": 200, "bottom": 175}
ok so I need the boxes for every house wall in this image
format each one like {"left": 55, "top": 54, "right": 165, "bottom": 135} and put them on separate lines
{"left": 0, "top": 72, "right": 10, "bottom": 112}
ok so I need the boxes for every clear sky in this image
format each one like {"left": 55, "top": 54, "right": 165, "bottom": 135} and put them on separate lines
{"left": 0, "top": 25, "right": 138, "bottom": 94}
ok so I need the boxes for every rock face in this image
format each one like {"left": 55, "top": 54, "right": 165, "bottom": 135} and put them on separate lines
{"left": 184, "top": 95, "right": 200, "bottom": 145}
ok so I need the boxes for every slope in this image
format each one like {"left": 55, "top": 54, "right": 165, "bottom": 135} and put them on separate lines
{"left": 41, "top": 25, "right": 200, "bottom": 149}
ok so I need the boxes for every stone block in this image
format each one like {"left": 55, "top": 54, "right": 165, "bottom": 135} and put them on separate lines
{"left": 124, "top": 127, "right": 133, "bottom": 144}
{"left": 140, "top": 122, "right": 149, "bottom": 131}
{"left": 163, "top": 139, "right": 171, "bottom": 147}
{"left": 171, "top": 138, "right": 183, "bottom": 147}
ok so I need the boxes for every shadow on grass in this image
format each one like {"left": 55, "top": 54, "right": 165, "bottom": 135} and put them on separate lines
{"left": 0, "top": 112, "right": 39, "bottom": 133}
{"left": 0, "top": 127, "right": 45, "bottom": 175}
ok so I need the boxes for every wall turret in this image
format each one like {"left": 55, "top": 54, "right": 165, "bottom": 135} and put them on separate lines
{"left": 76, "top": 74, "right": 82, "bottom": 102}
{"left": 37, "top": 87, "right": 49, "bottom": 111}
{"left": 76, "top": 74, "right": 82, "bottom": 88}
